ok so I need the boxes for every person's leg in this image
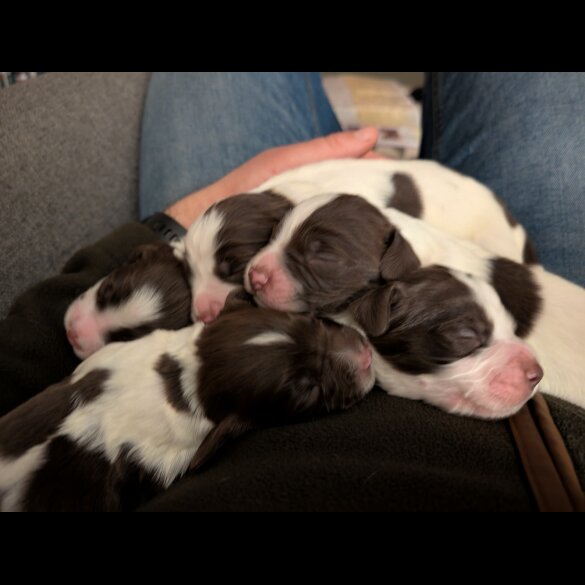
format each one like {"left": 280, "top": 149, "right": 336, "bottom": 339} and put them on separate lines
{"left": 139, "top": 72, "right": 341, "bottom": 218}
{"left": 421, "top": 72, "right": 585, "bottom": 287}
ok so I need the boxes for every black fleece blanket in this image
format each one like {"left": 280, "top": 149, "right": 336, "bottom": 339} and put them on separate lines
{"left": 1, "top": 222, "right": 583, "bottom": 512}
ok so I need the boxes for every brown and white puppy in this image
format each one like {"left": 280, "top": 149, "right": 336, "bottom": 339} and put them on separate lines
{"left": 64, "top": 241, "right": 192, "bottom": 359}
{"left": 176, "top": 191, "right": 293, "bottom": 323}
{"left": 339, "top": 265, "right": 544, "bottom": 419}
{"left": 340, "top": 258, "right": 585, "bottom": 415}
{"left": 1, "top": 294, "right": 375, "bottom": 512}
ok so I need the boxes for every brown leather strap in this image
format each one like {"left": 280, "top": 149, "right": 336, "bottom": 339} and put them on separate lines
{"left": 509, "top": 394, "right": 585, "bottom": 512}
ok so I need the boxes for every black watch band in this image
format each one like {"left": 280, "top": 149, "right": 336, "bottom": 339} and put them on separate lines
{"left": 142, "top": 212, "right": 187, "bottom": 244}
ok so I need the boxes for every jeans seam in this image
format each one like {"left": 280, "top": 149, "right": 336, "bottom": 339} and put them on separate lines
{"left": 303, "top": 73, "right": 323, "bottom": 135}
{"left": 431, "top": 72, "right": 442, "bottom": 160}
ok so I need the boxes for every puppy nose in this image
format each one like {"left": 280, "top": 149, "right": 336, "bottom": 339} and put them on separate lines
{"left": 526, "top": 363, "right": 544, "bottom": 388}
{"left": 66, "top": 328, "right": 78, "bottom": 345}
{"left": 196, "top": 300, "right": 223, "bottom": 324}
{"left": 359, "top": 345, "right": 373, "bottom": 371}
{"left": 248, "top": 266, "right": 269, "bottom": 291}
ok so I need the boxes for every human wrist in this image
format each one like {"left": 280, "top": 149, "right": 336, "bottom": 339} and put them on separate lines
{"left": 165, "top": 181, "right": 236, "bottom": 229}
{"left": 142, "top": 212, "right": 187, "bottom": 243}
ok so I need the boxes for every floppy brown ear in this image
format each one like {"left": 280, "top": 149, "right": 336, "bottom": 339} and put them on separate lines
{"left": 379, "top": 228, "right": 420, "bottom": 281}
{"left": 127, "top": 241, "right": 170, "bottom": 264}
{"left": 223, "top": 288, "right": 257, "bottom": 313}
{"left": 347, "top": 284, "right": 404, "bottom": 337}
{"left": 189, "top": 414, "right": 253, "bottom": 472}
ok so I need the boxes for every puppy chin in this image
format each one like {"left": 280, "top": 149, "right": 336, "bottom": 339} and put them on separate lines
{"left": 253, "top": 291, "right": 306, "bottom": 313}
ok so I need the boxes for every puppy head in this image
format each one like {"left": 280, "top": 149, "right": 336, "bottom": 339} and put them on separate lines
{"left": 245, "top": 193, "right": 419, "bottom": 313}
{"left": 179, "top": 191, "right": 293, "bottom": 324}
{"left": 64, "top": 241, "right": 192, "bottom": 359}
{"left": 348, "top": 266, "right": 543, "bottom": 419}
{"left": 349, "top": 266, "right": 494, "bottom": 366}
{"left": 191, "top": 305, "right": 375, "bottom": 470}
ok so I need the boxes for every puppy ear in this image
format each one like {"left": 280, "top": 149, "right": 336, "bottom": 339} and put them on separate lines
{"left": 127, "top": 241, "right": 170, "bottom": 264}
{"left": 347, "top": 284, "right": 404, "bottom": 337}
{"left": 223, "top": 288, "right": 257, "bottom": 313}
{"left": 189, "top": 415, "right": 253, "bottom": 472}
{"left": 379, "top": 228, "right": 420, "bottom": 281}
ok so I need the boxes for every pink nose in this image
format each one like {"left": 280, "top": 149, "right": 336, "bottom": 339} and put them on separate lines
{"left": 526, "top": 362, "right": 544, "bottom": 388}
{"left": 359, "top": 345, "right": 372, "bottom": 371}
{"left": 195, "top": 298, "right": 223, "bottom": 323}
{"left": 66, "top": 328, "right": 78, "bottom": 345}
{"left": 248, "top": 266, "right": 270, "bottom": 291}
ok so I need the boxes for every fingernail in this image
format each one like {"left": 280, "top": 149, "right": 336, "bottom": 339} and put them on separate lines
{"left": 353, "top": 127, "right": 376, "bottom": 141}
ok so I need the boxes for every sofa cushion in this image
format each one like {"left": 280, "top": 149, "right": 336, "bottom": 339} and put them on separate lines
{"left": 0, "top": 72, "right": 150, "bottom": 317}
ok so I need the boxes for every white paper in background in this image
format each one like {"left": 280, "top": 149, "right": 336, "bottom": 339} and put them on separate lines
{"left": 322, "top": 74, "right": 422, "bottom": 159}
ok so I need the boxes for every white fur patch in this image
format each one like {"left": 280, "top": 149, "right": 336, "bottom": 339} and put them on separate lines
{"left": 244, "top": 332, "right": 294, "bottom": 346}
{"left": 524, "top": 268, "right": 585, "bottom": 409}
{"left": 183, "top": 208, "right": 223, "bottom": 290}
{"left": 0, "top": 443, "right": 48, "bottom": 512}
{"left": 100, "top": 285, "right": 163, "bottom": 331}
{"left": 183, "top": 209, "right": 239, "bottom": 318}
{"left": 65, "top": 324, "right": 212, "bottom": 488}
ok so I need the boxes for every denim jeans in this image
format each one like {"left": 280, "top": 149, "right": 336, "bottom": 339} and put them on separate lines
{"left": 139, "top": 72, "right": 585, "bottom": 286}
{"left": 420, "top": 72, "right": 585, "bottom": 287}
{"left": 139, "top": 72, "right": 340, "bottom": 217}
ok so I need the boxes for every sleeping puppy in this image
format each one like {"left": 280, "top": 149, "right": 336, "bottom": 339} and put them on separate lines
{"left": 176, "top": 191, "right": 293, "bottom": 323}
{"left": 64, "top": 241, "right": 192, "bottom": 359}
{"left": 339, "top": 265, "right": 544, "bottom": 419}
{"left": 1, "top": 293, "right": 375, "bottom": 512}
{"left": 245, "top": 193, "right": 484, "bottom": 313}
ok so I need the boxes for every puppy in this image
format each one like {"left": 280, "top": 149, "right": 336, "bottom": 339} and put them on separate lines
{"left": 342, "top": 258, "right": 585, "bottom": 415}
{"left": 339, "top": 265, "right": 544, "bottom": 419}
{"left": 1, "top": 294, "right": 375, "bottom": 512}
{"left": 64, "top": 241, "right": 192, "bottom": 359}
{"left": 245, "top": 194, "right": 480, "bottom": 313}
{"left": 176, "top": 191, "right": 293, "bottom": 323}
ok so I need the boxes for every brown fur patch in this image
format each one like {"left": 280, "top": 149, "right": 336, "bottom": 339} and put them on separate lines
{"left": 284, "top": 194, "right": 394, "bottom": 312}
{"left": 387, "top": 173, "right": 423, "bottom": 218}
{"left": 0, "top": 369, "right": 109, "bottom": 457}
{"left": 21, "top": 436, "right": 160, "bottom": 512}
{"left": 213, "top": 191, "right": 293, "bottom": 284}
{"left": 155, "top": 353, "right": 191, "bottom": 413}
{"left": 196, "top": 307, "right": 368, "bottom": 426}
{"left": 522, "top": 237, "right": 539, "bottom": 264}
{"left": 97, "top": 241, "right": 192, "bottom": 342}
{"left": 490, "top": 258, "right": 542, "bottom": 337}
{"left": 350, "top": 266, "right": 493, "bottom": 374}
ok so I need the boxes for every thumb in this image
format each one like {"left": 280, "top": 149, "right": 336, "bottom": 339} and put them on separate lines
{"left": 265, "top": 127, "right": 379, "bottom": 171}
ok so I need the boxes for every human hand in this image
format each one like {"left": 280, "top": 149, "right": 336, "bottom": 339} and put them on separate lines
{"left": 165, "top": 127, "right": 382, "bottom": 228}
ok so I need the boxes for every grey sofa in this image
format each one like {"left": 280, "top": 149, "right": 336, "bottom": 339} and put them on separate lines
{"left": 0, "top": 72, "right": 151, "bottom": 317}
